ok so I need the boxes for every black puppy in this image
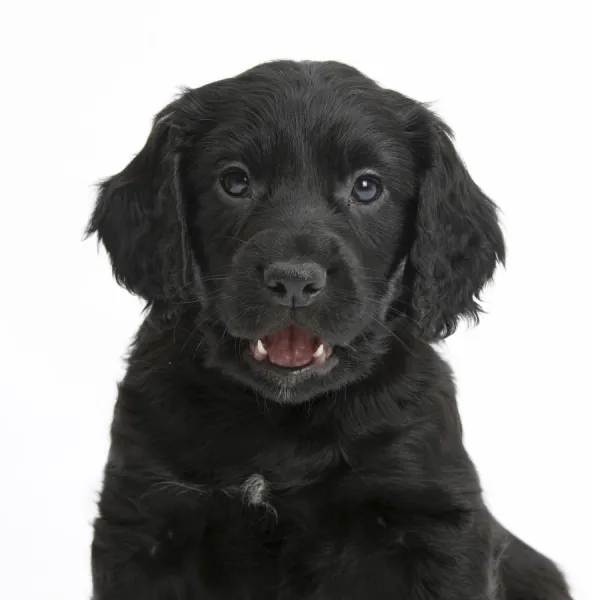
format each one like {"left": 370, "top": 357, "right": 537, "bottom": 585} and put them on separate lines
{"left": 88, "top": 61, "right": 571, "bottom": 599}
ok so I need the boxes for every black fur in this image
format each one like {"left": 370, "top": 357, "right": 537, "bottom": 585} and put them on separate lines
{"left": 87, "top": 61, "right": 571, "bottom": 599}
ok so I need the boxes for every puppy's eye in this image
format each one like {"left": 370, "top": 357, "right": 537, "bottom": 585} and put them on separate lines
{"left": 220, "top": 169, "right": 250, "bottom": 197}
{"left": 351, "top": 176, "right": 382, "bottom": 203}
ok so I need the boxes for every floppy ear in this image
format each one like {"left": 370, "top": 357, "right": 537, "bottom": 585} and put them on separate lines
{"left": 86, "top": 103, "right": 201, "bottom": 307}
{"left": 408, "top": 111, "right": 505, "bottom": 340}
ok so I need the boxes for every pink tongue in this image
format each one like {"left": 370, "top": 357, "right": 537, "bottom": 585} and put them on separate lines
{"left": 264, "top": 325, "right": 317, "bottom": 367}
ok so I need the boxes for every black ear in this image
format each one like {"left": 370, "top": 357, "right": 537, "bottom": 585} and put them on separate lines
{"left": 408, "top": 110, "right": 505, "bottom": 340}
{"left": 86, "top": 103, "right": 201, "bottom": 307}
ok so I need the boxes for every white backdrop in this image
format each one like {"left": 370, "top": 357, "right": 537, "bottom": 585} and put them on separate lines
{"left": 0, "top": 2, "right": 590, "bottom": 599}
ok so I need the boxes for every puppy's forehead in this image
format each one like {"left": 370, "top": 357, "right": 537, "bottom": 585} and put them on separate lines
{"left": 190, "top": 68, "right": 411, "bottom": 180}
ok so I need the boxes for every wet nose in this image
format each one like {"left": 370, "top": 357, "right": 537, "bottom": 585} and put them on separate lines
{"left": 264, "top": 261, "right": 327, "bottom": 307}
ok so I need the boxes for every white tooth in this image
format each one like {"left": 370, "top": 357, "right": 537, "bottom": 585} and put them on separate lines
{"left": 313, "top": 344, "right": 324, "bottom": 358}
{"left": 257, "top": 340, "right": 267, "bottom": 355}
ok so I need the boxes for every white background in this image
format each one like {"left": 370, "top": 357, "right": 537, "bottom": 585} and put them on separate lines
{"left": 1, "top": 2, "right": 590, "bottom": 599}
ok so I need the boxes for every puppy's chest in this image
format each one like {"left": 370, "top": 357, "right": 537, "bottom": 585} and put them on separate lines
{"left": 206, "top": 443, "right": 377, "bottom": 525}
{"left": 179, "top": 423, "right": 404, "bottom": 527}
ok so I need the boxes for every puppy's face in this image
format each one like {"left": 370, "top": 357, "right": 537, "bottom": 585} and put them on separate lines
{"left": 184, "top": 65, "right": 416, "bottom": 400}
{"left": 88, "top": 61, "right": 504, "bottom": 403}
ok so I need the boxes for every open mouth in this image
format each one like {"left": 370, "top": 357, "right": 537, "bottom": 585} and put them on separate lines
{"left": 249, "top": 324, "right": 333, "bottom": 371}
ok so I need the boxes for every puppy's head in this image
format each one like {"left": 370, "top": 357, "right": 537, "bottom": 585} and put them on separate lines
{"left": 88, "top": 61, "right": 504, "bottom": 403}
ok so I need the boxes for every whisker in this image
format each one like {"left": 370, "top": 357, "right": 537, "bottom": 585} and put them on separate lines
{"left": 367, "top": 315, "right": 416, "bottom": 357}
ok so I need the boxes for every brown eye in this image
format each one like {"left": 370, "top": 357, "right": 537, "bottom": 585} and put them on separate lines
{"left": 220, "top": 169, "right": 250, "bottom": 197}
{"left": 352, "top": 176, "right": 382, "bottom": 203}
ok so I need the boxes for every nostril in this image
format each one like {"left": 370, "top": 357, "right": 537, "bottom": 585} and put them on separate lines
{"left": 303, "top": 282, "right": 322, "bottom": 296}
{"left": 267, "top": 280, "right": 287, "bottom": 296}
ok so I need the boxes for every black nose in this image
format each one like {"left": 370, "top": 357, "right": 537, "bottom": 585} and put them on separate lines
{"left": 264, "top": 261, "right": 327, "bottom": 307}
